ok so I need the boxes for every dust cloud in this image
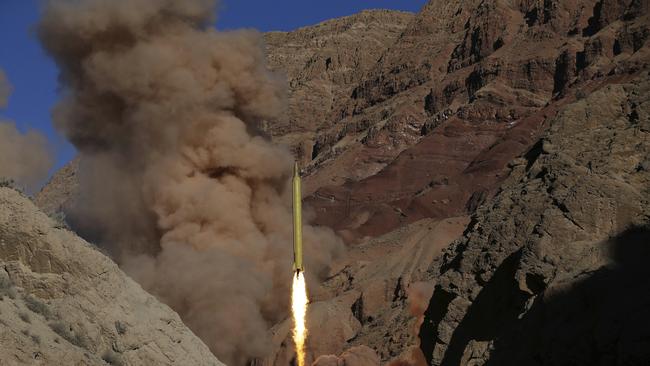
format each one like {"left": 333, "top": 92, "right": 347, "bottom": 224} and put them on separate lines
{"left": 37, "top": 0, "right": 343, "bottom": 364}
{"left": 0, "top": 69, "right": 53, "bottom": 192}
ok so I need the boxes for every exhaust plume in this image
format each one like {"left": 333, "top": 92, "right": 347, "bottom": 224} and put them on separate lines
{"left": 292, "top": 272, "right": 309, "bottom": 366}
{"left": 37, "top": 0, "right": 343, "bottom": 364}
{"left": 0, "top": 69, "right": 53, "bottom": 192}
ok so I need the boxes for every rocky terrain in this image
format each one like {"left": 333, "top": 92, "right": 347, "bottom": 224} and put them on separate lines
{"left": 32, "top": 157, "right": 78, "bottom": 218}
{"left": 29, "top": 0, "right": 650, "bottom": 365}
{"left": 263, "top": 9, "right": 414, "bottom": 172}
{"left": 420, "top": 72, "right": 650, "bottom": 366}
{"left": 259, "top": 216, "right": 469, "bottom": 366}
{"left": 303, "top": 0, "right": 650, "bottom": 241}
{"left": 37, "top": 1, "right": 649, "bottom": 240}
{"left": 261, "top": 1, "right": 650, "bottom": 364}
{"left": 0, "top": 187, "right": 224, "bottom": 365}
{"left": 263, "top": 73, "right": 648, "bottom": 366}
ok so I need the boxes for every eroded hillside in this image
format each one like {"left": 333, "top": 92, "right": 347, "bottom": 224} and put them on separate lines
{"left": 0, "top": 187, "right": 224, "bottom": 365}
{"left": 305, "top": 0, "right": 650, "bottom": 241}
{"left": 263, "top": 9, "right": 414, "bottom": 167}
{"left": 420, "top": 72, "right": 650, "bottom": 366}
{"left": 261, "top": 71, "right": 650, "bottom": 366}
{"left": 31, "top": 1, "right": 650, "bottom": 365}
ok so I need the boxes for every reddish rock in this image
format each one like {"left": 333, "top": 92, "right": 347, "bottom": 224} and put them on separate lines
{"left": 303, "top": 0, "right": 650, "bottom": 241}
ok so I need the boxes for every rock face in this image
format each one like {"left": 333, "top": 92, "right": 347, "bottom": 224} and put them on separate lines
{"left": 31, "top": 1, "right": 650, "bottom": 365}
{"left": 263, "top": 10, "right": 414, "bottom": 165}
{"left": 419, "top": 74, "right": 650, "bottom": 365}
{"left": 38, "top": 0, "right": 649, "bottom": 241}
{"left": 312, "top": 346, "right": 380, "bottom": 366}
{"left": 305, "top": 0, "right": 650, "bottom": 241}
{"left": 0, "top": 187, "right": 223, "bottom": 366}
{"left": 32, "top": 158, "right": 78, "bottom": 218}
{"left": 260, "top": 216, "right": 469, "bottom": 366}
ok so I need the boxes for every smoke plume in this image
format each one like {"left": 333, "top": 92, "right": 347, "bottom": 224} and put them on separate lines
{"left": 37, "top": 0, "right": 343, "bottom": 364}
{"left": 0, "top": 69, "right": 53, "bottom": 192}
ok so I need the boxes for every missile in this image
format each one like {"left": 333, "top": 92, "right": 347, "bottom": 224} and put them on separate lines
{"left": 292, "top": 162, "right": 304, "bottom": 274}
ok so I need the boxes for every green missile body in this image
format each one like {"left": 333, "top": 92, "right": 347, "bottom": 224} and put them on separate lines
{"left": 292, "top": 162, "right": 304, "bottom": 273}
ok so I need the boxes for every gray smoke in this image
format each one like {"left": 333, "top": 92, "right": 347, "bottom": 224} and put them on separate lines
{"left": 37, "top": 0, "right": 343, "bottom": 364}
{"left": 0, "top": 69, "right": 53, "bottom": 192}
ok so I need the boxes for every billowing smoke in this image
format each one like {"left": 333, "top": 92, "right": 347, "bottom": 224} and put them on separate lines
{"left": 37, "top": 0, "right": 343, "bottom": 364}
{"left": 0, "top": 69, "right": 53, "bottom": 192}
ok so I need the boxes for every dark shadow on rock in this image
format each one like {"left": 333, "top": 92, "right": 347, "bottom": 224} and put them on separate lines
{"left": 429, "top": 225, "right": 650, "bottom": 365}
{"left": 419, "top": 285, "right": 457, "bottom": 365}
{"left": 439, "top": 249, "right": 529, "bottom": 366}
{"left": 487, "top": 224, "right": 650, "bottom": 366}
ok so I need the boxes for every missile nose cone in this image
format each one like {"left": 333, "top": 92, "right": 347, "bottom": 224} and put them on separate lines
{"left": 293, "top": 161, "right": 300, "bottom": 177}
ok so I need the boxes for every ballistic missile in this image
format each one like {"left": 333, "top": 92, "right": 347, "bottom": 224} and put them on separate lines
{"left": 292, "top": 162, "right": 304, "bottom": 273}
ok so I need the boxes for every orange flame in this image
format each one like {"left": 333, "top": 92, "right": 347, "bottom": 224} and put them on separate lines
{"left": 291, "top": 271, "right": 308, "bottom": 366}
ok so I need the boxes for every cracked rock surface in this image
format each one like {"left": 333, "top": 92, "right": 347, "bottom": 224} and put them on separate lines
{"left": 420, "top": 73, "right": 650, "bottom": 366}
{"left": 0, "top": 187, "right": 223, "bottom": 366}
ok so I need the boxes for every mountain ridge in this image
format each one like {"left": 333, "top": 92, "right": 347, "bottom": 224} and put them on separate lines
{"left": 29, "top": 1, "right": 650, "bottom": 365}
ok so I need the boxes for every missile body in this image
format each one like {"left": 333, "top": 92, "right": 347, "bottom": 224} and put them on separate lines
{"left": 292, "top": 162, "right": 304, "bottom": 273}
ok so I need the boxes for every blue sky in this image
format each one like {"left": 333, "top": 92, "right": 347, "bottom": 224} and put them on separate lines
{"left": 0, "top": 0, "right": 425, "bottom": 172}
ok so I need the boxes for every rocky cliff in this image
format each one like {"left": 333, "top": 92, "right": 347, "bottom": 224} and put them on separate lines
{"left": 0, "top": 187, "right": 224, "bottom": 366}
{"left": 257, "top": 1, "right": 650, "bottom": 363}
{"left": 263, "top": 9, "right": 414, "bottom": 170}
{"left": 262, "top": 72, "right": 649, "bottom": 366}
{"left": 38, "top": 1, "right": 649, "bottom": 242}
{"left": 32, "top": 158, "right": 78, "bottom": 218}
{"left": 31, "top": 0, "right": 650, "bottom": 365}
{"left": 305, "top": 0, "right": 650, "bottom": 241}
{"left": 420, "top": 72, "right": 650, "bottom": 366}
{"left": 256, "top": 72, "right": 649, "bottom": 366}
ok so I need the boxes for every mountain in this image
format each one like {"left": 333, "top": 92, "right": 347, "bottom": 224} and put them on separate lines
{"left": 33, "top": 1, "right": 650, "bottom": 365}
{"left": 0, "top": 186, "right": 224, "bottom": 365}
{"left": 302, "top": 0, "right": 650, "bottom": 241}
{"left": 420, "top": 74, "right": 649, "bottom": 365}
{"left": 260, "top": 72, "right": 650, "bottom": 366}
{"left": 261, "top": 1, "right": 649, "bottom": 364}
{"left": 263, "top": 9, "right": 414, "bottom": 169}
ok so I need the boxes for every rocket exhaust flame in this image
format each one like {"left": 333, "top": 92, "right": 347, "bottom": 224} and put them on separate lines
{"left": 292, "top": 270, "right": 308, "bottom": 366}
